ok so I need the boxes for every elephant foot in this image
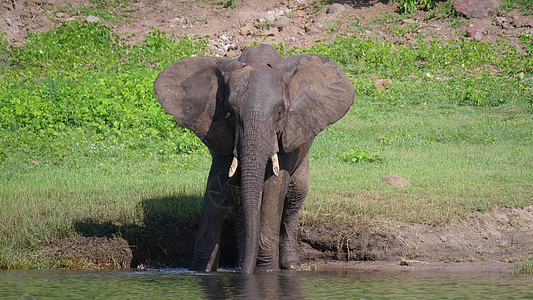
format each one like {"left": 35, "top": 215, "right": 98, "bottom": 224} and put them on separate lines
{"left": 279, "top": 248, "right": 300, "bottom": 270}
{"left": 281, "top": 259, "right": 300, "bottom": 270}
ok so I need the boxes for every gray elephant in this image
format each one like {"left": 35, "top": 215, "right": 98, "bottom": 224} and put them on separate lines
{"left": 153, "top": 44, "right": 354, "bottom": 274}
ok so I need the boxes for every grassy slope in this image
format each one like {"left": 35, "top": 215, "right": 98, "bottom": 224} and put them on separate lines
{"left": 0, "top": 13, "right": 532, "bottom": 268}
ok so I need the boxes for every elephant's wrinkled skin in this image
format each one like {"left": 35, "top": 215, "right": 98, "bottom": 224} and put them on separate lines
{"left": 153, "top": 45, "right": 355, "bottom": 274}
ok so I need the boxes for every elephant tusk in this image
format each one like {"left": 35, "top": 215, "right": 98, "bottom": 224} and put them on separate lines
{"left": 228, "top": 157, "right": 238, "bottom": 178}
{"left": 272, "top": 153, "right": 279, "bottom": 176}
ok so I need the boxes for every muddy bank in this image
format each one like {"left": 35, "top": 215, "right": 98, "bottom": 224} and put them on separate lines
{"left": 40, "top": 205, "right": 533, "bottom": 270}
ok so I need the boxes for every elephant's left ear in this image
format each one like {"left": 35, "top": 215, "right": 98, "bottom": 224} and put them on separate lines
{"left": 275, "top": 54, "right": 355, "bottom": 153}
{"left": 153, "top": 57, "right": 243, "bottom": 155}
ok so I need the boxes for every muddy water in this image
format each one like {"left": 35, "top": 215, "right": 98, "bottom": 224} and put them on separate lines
{"left": 2, "top": 268, "right": 532, "bottom": 299}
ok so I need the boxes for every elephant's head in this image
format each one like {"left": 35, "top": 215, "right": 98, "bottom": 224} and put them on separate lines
{"left": 154, "top": 45, "right": 354, "bottom": 273}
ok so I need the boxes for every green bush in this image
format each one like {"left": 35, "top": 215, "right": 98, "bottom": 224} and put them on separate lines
{"left": 1, "top": 21, "right": 532, "bottom": 166}
{"left": 294, "top": 35, "right": 532, "bottom": 107}
{"left": 392, "top": 0, "right": 435, "bottom": 14}
{"left": 338, "top": 147, "right": 383, "bottom": 164}
{"left": 0, "top": 22, "right": 208, "bottom": 165}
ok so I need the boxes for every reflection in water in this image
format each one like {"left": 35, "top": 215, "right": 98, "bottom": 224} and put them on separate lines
{"left": 1, "top": 268, "right": 533, "bottom": 299}
{"left": 198, "top": 271, "right": 305, "bottom": 299}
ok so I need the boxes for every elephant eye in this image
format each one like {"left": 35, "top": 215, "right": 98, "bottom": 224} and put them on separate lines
{"left": 276, "top": 108, "right": 285, "bottom": 119}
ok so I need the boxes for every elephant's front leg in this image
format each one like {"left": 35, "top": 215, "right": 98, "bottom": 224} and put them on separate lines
{"left": 190, "top": 155, "right": 238, "bottom": 272}
{"left": 256, "top": 168, "right": 290, "bottom": 272}
{"left": 280, "top": 154, "right": 309, "bottom": 270}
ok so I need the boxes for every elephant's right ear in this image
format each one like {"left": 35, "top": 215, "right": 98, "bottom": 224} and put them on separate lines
{"left": 153, "top": 57, "right": 241, "bottom": 155}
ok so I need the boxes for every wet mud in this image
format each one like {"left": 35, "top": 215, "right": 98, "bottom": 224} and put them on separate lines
{"left": 41, "top": 205, "right": 533, "bottom": 272}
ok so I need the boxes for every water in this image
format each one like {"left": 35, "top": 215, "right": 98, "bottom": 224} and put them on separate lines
{"left": 1, "top": 268, "right": 532, "bottom": 299}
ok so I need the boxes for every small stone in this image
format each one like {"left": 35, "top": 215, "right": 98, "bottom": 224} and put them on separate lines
{"left": 511, "top": 17, "right": 523, "bottom": 28}
{"left": 467, "top": 24, "right": 486, "bottom": 41}
{"left": 501, "top": 22, "right": 515, "bottom": 30}
{"left": 85, "top": 15, "right": 100, "bottom": 23}
{"left": 326, "top": 3, "right": 345, "bottom": 14}
{"left": 512, "top": 15, "right": 533, "bottom": 28}
{"left": 493, "top": 16, "right": 507, "bottom": 27}
{"left": 274, "top": 16, "right": 292, "bottom": 29}
{"left": 262, "top": 7, "right": 290, "bottom": 21}
{"left": 381, "top": 175, "right": 410, "bottom": 187}
{"left": 375, "top": 79, "right": 393, "bottom": 92}
{"left": 239, "top": 23, "right": 256, "bottom": 36}
{"left": 170, "top": 17, "right": 187, "bottom": 24}
{"left": 55, "top": 12, "right": 66, "bottom": 18}
{"left": 226, "top": 51, "right": 239, "bottom": 59}
{"left": 263, "top": 27, "right": 279, "bottom": 37}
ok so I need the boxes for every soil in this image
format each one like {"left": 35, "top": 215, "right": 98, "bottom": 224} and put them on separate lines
{"left": 2, "top": 0, "right": 532, "bottom": 271}
{"left": 40, "top": 205, "right": 533, "bottom": 271}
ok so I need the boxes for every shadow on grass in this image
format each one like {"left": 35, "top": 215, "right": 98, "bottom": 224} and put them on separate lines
{"left": 73, "top": 194, "right": 238, "bottom": 269}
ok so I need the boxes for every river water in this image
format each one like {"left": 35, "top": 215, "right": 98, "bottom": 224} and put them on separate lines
{"left": 2, "top": 268, "right": 532, "bottom": 299}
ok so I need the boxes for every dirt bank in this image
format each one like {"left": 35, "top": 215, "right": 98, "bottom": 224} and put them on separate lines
{"left": 41, "top": 205, "right": 533, "bottom": 271}
{"left": 3, "top": 0, "right": 532, "bottom": 53}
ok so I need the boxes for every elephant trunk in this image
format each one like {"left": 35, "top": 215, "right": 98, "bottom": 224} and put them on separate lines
{"left": 239, "top": 117, "right": 274, "bottom": 274}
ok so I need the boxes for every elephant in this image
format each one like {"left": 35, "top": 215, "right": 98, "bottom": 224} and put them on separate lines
{"left": 153, "top": 44, "right": 354, "bottom": 274}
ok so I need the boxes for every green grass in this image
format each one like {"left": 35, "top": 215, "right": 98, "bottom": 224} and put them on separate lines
{"left": 514, "top": 256, "right": 533, "bottom": 274}
{"left": 501, "top": 0, "right": 533, "bottom": 12}
{"left": 1, "top": 20, "right": 532, "bottom": 268}
{"left": 305, "top": 103, "right": 533, "bottom": 225}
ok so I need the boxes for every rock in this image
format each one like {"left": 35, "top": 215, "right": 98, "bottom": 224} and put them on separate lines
{"left": 55, "top": 12, "right": 66, "bottom": 18}
{"left": 467, "top": 24, "right": 486, "bottom": 41}
{"left": 170, "top": 17, "right": 187, "bottom": 25}
{"left": 511, "top": 16, "right": 523, "bottom": 28}
{"left": 262, "top": 7, "right": 290, "bottom": 22}
{"left": 381, "top": 175, "right": 410, "bottom": 187}
{"left": 402, "top": 18, "right": 417, "bottom": 24}
{"left": 263, "top": 27, "right": 279, "bottom": 37}
{"left": 501, "top": 21, "right": 514, "bottom": 30}
{"left": 226, "top": 50, "right": 240, "bottom": 59}
{"left": 511, "top": 15, "right": 532, "bottom": 28}
{"left": 453, "top": 0, "right": 498, "bottom": 19}
{"left": 493, "top": 16, "right": 517, "bottom": 29}
{"left": 85, "top": 15, "right": 100, "bottom": 23}
{"left": 493, "top": 16, "right": 507, "bottom": 27}
{"left": 375, "top": 79, "right": 393, "bottom": 92}
{"left": 326, "top": 3, "right": 345, "bottom": 15}
{"left": 239, "top": 23, "right": 256, "bottom": 36}
{"left": 274, "top": 16, "right": 292, "bottom": 29}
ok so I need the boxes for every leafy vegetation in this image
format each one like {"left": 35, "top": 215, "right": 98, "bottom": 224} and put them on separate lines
{"left": 392, "top": 0, "right": 436, "bottom": 14}
{"left": 501, "top": 0, "right": 533, "bottom": 12}
{"left": 217, "top": 0, "right": 238, "bottom": 9}
{"left": 338, "top": 147, "right": 383, "bottom": 164}
{"left": 1, "top": 17, "right": 532, "bottom": 268}
{"left": 0, "top": 22, "right": 208, "bottom": 166}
